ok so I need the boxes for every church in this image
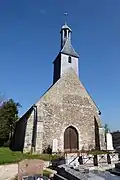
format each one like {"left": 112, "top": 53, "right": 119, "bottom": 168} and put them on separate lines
{"left": 11, "top": 23, "right": 106, "bottom": 154}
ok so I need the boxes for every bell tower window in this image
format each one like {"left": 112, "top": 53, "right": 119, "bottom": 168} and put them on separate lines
{"left": 68, "top": 56, "right": 72, "bottom": 63}
{"left": 64, "top": 30, "right": 67, "bottom": 37}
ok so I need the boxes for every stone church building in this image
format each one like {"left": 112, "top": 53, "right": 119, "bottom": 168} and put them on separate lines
{"left": 11, "top": 23, "right": 106, "bottom": 154}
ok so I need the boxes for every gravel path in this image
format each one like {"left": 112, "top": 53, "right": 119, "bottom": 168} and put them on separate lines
{"left": 0, "top": 163, "right": 55, "bottom": 180}
{"left": 0, "top": 164, "right": 18, "bottom": 180}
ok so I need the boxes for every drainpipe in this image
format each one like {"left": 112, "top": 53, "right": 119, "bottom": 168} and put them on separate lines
{"left": 31, "top": 104, "right": 38, "bottom": 153}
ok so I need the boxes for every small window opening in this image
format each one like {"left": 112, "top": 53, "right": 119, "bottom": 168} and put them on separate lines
{"left": 68, "top": 56, "right": 72, "bottom": 63}
{"left": 64, "top": 30, "right": 67, "bottom": 37}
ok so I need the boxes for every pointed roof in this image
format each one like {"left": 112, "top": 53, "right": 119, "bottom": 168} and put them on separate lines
{"left": 61, "top": 23, "right": 72, "bottom": 32}
{"left": 61, "top": 38, "right": 79, "bottom": 58}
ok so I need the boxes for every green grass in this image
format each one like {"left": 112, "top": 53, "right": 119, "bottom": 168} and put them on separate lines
{"left": 43, "top": 170, "right": 52, "bottom": 177}
{"left": 88, "top": 150, "right": 113, "bottom": 155}
{"left": 0, "top": 147, "right": 60, "bottom": 165}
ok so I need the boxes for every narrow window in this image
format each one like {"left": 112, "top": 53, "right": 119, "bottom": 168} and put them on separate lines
{"left": 68, "top": 56, "right": 72, "bottom": 63}
{"left": 64, "top": 30, "right": 67, "bottom": 37}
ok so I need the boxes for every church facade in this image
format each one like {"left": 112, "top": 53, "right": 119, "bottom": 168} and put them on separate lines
{"left": 11, "top": 23, "right": 106, "bottom": 154}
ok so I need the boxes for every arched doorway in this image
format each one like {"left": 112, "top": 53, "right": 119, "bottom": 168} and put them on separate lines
{"left": 64, "top": 126, "right": 79, "bottom": 152}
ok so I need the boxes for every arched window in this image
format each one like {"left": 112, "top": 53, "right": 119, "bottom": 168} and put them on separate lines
{"left": 68, "top": 56, "right": 72, "bottom": 63}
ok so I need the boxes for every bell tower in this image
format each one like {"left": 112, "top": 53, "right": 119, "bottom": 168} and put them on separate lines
{"left": 60, "top": 22, "right": 72, "bottom": 49}
{"left": 53, "top": 23, "right": 79, "bottom": 84}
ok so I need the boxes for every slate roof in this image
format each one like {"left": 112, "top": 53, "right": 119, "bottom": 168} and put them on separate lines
{"left": 61, "top": 38, "right": 79, "bottom": 58}
{"left": 61, "top": 24, "right": 72, "bottom": 32}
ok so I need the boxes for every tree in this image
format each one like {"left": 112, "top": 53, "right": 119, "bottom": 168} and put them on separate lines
{"left": 104, "top": 124, "right": 110, "bottom": 134}
{"left": 0, "top": 99, "right": 21, "bottom": 146}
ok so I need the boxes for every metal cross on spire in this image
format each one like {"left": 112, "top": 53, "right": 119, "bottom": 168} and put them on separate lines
{"left": 64, "top": 12, "right": 68, "bottom": 24}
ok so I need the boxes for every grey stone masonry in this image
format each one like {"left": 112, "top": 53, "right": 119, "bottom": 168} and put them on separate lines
{"left": 23, "top": 68, "right": 105, "bottom": 153}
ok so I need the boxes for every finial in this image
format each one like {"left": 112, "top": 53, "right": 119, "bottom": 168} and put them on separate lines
{"left": 64, "top": 12, "right": 68, "bottom": 24}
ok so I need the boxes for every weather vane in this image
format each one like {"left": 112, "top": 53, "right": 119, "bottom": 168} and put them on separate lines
{"left": 64, "top": 12, "right": 68, "bottom": 24}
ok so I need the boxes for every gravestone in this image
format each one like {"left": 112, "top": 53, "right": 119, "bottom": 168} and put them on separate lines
{"left": 99, "top": 127, "right": 106, "bottom": 150}
{"left": 52, "top": 139, "right": 58, "bottom": 153}
{"left": 18, "top": 159, "right": 44, "bottom": 180}
{"left": 106, "top": 132, "right": 114, "bottom": 151}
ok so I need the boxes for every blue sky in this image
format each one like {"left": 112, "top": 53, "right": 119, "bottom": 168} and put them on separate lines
{"left": 0, "top": 0, "right": 120, "bottom": 131}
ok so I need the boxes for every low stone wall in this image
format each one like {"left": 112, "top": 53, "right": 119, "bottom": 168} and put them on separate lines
{"left": 82, "top": 153, "right": 119, "bottom": 165}
{"left": 66, "top": 153, "right": 119, "bottom": 167}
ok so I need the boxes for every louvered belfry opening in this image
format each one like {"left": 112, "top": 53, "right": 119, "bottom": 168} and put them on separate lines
{"left": 64, "top": 126, "right": 79, "bottom": 153}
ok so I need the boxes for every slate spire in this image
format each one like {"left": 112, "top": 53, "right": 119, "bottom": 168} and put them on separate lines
{"left": 60, "top": 23, "right": 79, "bottom": 58}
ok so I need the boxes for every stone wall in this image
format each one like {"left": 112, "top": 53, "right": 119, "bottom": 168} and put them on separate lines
{"left": 11, "top": 107, "right": 33, "bottom": 152}
{"left": 65, "top": 153, "right": 119, "bottom": 166}
{"left": 37, "top": 70, "right": 103, "bottom": 153}
{"left": 23, "top": 69, "right": 104, "bottom": 153}
{"left": 10, "top": 116, "right": 27, "bottom": 151}
{"left": 61, "top": 54, "right": 79, "bottom": 77}
{"left": 99, "top": 127, "right": 106, "bottom": 150}
{"left": 23, "top": 110, "right": 34, "bottom": 153}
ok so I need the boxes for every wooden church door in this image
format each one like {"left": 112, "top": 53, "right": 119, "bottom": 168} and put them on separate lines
{"left": 64, "top": 126, "right": 79, "bottom": 152}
